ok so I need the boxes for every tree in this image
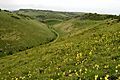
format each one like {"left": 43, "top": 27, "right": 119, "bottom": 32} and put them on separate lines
{"left": 118, "top": 15, "right": 120, "bottom": 21}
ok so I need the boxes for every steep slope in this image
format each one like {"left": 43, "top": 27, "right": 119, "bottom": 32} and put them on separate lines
{"left": 0, "top": 18, "right": 120, "bottom": 80}
{"left": 53, "top": 18, "right": 103, "bottom": 41}
{"left": 0, "top": 10, "right": 56, "bottom": 57}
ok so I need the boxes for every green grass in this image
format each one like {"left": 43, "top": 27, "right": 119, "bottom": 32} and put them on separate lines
{"left": 15, "top": 9, "right": 84, "bottom": 25}
{"left": 0, "top": 10, "right": 56, "bottom": 57}
{"left": 0, "top": 14, "right": 120, "bottom": 80}
{"left": 44, "top": 19, "right": 63, "bottom": 25}
{"left": 53, "top": 18, "right": 103, "bottom": 41}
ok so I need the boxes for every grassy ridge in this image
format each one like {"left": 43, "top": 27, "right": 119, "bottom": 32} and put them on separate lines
{"left": 53, "top": 18, "right": 103, "bottom": 41}
{"left": 0, "top": 18, "right": 120, "bottom": 79}
{"left": 15, "top": 9, "right": 84, "bottom": 25}
{"left": 0, "top": 10, "right": 56, "bottom": 57}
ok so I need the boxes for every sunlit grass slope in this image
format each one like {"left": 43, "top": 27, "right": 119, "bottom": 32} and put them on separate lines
{"left": 0, "top": 10, "right": 56, "bottom": 57}
{"left": 0, "top": 18, "right": 120, "bottom": 79}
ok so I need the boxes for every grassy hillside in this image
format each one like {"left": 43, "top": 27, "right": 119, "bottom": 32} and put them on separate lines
{"left": 0, "top": 16, "right": 120, "bottom": 80}
{"left": 53, "top": 18, "right": 103, "bottom": 41}
{"left": 15, "top": 9, "right": 84, "bottom": 25}
{"left": 0, "top": 10, "right": 56, "bottom": 57}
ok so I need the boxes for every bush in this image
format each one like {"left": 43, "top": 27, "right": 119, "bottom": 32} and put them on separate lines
{"left": 117, "top": 15, "right": 120, "bottom": 22}
{"left": 4, "top": 10, "right": 10, "bottom": 12}
{"left": 17, "top": 14, "right": 33, "bottom": 19}
{"left": 11, "top": 15, "right": 20, "bottom": 19}
{"left": 0, "top": 50, "right": 2, "bottom": 52}
{"left": 8, "top": 51, "right": 13, "bottom": 55}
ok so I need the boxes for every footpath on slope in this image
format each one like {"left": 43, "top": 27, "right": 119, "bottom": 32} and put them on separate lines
{"left": 48, "top": 27, "right": 59, "bottom": 44}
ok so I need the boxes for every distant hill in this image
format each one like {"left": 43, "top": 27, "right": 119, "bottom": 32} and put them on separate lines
{"left": 0, "top": 10, "right": 56, "bottom": 57}
{"left": 15, "top": 9, "right": 84, "bottom": 25}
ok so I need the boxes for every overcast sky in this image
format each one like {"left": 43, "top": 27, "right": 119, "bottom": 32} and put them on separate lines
{"left": 0, "top": 0, "right": 120, "bottom": 15}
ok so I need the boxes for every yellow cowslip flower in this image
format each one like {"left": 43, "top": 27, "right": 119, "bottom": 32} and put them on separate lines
{"left": 20, "top": 76, "right": 25, "bottom": 79}
{"left": 58, "top": 73, "right": 60, "bottom": 75}
{"left": 75, "top": 63, "right": 78, "bottom": 65}
{"left": 8, "top": 72, "right": 11, "bottom": 74}
{"left": 116, "top": 64, "right": 120, "bottom": 68}
{"left": 115, "top": 70, "right": 118, "bottom": 73}
{"left": 11, "top": 78, "right": 14, "bottom": 80}
{"left": 74, "top": 70, "right": 77, "bottom": 72}
{"left": 105, "top": 74, "right": 109, "bottom": 80}
{"left": 69, "top": 74, "right": 72, "bottom": 77}
{"left": 95, "top": 75, "right": 98, "bottom": 80}
{"left": 100, "top": 77, "right": 102, "bottom": 80}
{"left": 63, "top": 72, "right": 65, "bottom": 76}
{"left": 95, "top": 64, "right": 99, "bottom": 68}
{"left": 118, "top": 76, "right": 120, "bottom": 79}
{"left": 85, "top": 68, "right": 87, "bottom": 71}
{"left": 80, "top": 53, "right": 82, "bottom": 57}
{"left": 79, "top": 78, "right": 82, "bottom": 80}
{"left": 28, "top": 73, "right": 32, "bottom": 76}
{"left": 76, "top": 54, "right": 80, "bottom": 60}
{"left": 94, "top": 64, "right": 99, "bottom": 70}
{"left": 15, "top": 77, "right": 18, "bottom": 80}
{"left": 118, "top": 46, "right": 120, "bottom": 49}
{"left": 69, "top": 70, "right": 71, "bottom": 73}
{"left": 113, "top": 59, "right": 116, "bottom": 61}
{"left": 75, "top": 72, "right": 79, "bottom": 76}
{"left": 89, "top": 51, "right": 92, "bottom": 55}
{"left": 104, "top": 65, "right": 109, "bottom": 68}
{"left": 79, "top": 69, "right": 82, "bottom": 72}
{"left": 81, "top": 73, "right": 84, "bottom": 75}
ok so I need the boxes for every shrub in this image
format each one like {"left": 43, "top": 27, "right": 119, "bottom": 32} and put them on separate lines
{"left": 11, "top": 15, "right": 20, "bottom": 19}
{"left": 19, "top": 49, "right": 23, "bottom": 51}
{"left": 17, "top": 14, "right": 33, "bottom": 19}
{"left": 0, "top": 48, "right": 2, "bottom": 52}
{"left": 4, "top": 10, "right": 10, "bottom": 12}
{"left": 117, "top": 15, "right": 120, "bottom": 22}
{"left": 8, "top": 51, "right": 13, "bottom": 55}
{"left": 0, "top": 50, "right": 2, "bottom": 52}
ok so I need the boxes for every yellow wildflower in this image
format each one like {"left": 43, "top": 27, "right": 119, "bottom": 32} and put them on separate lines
{"left": 79, "top": 69, "right": 82, "bottom": 72}
{"left": 69, "top": 74, "right": 72, "bottom": 77}
{"left": 105, "top": 74, "right": 109, "bottom": 80}
{"left": 69, "top": 70, "right": 71, "bottom": 73}
{"left": 104, "top": 65, "right": 109, "bottom": 68}
{"left": 95, "top": 75, "right": 98, "bottom": 80}
{"left": 100, "top": 77, "right": 102, "bottom": 80}
{"left": 89, "top": 51, "right": 92, "bottom": 55}
{"left": 115, "top": 70, "right": 118, "bottom": 73}
{"left": 75, "top": 72, "right": 79, "bottom": 76}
